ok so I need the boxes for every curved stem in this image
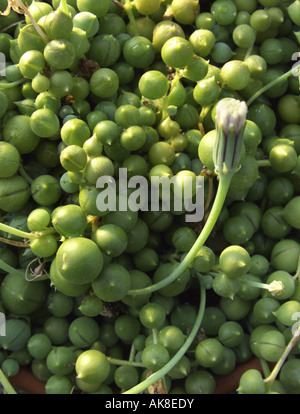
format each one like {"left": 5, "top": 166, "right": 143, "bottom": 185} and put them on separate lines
{"left": 0, "top": 20, "right": 25, "bottom": 33}
{"left": 124, "top": 0, "right": 140, "bottom": 36}
{"left": 0, "top": 222, "right": 35, "bottom": 240}
{"left": 112, "top": 0, "right": 125, "bottom": 9}
{"left": 161, "top": 96, "right": 169, "bottom": 122}
{"left": 0, "top": 79, "right": 23, "bottom": 89}
{"left": 264, "top": 323, "right": 300, "bottom": 390}
{"left": 127, "top": 175, "right": 232, "bottom": 296}
{"left": 199, "top": 104, "right": 213, "bottom": 124}
{"left": 0, "top": 222, "right": 56, "bottom": 241}
{"left": 159, "top": 71, "right": 183, "bottom": 122}
{"left": 256, "top": 159, "right": 271, "bottom": 168}
{"left": 0, "top": 369, "right": 17, "bottom": 394}
{"left": 0, "top": 236, "right": 29, "bottom": 247}
{"left": 123, "top": 279, "right": 206, "bottom": 394}
{"left": 204, "top": 177, "right": 214, "bottom": 213}
{"left": 239, "top": 270, "right": 284, "bottom": 296}
{"left": 243, "top": 32, "right": 257, "bottom": 61}
{"left": 247, "top": 68, "right": 294, "bottom": 106}
{"left": 129, "top": 344, "right": 136, "bottom": 363}
{"left": 292, "top": 253, "right": 300, "bottom": 280}
{"left": 152, "top": 328, "right": 159, "bottom": 344}
{"left": 0, "top": 259, "right": 26, "bottom": 278}
{"left": 107, "top": 357, "right": 146, "bottom": 369}
{"left": 19, "top": 165, "right": 33, "bottom": 185}
{"left": 15, "top": 0, "right": 50, "bottom": 42}
{"left": 259, "top": 358, "right": 271, "bottom": 379}
{"left": 37, "top": 227, "right": 57, "bottom": 238}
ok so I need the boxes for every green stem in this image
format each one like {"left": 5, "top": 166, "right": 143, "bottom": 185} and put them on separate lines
{"left": 244, "top": 280, "right": 270, "bottom": 290}
{"left": 0, "top": 222, "right": 36, "bottom": 240}
{"left": 0, "top": 223, "right": 56, "bottom": 241}
{"left": 243, "top": 279, "right": 285, "bottom": 296}
{"left": 259, "top": 358, "right": 271, "bottom": 379}
{"left": 208, "top": 270, "right": 221, "bottom": 278}
{"left": 19, "top": 165, "right": 33, "bottom": 185}
{"left": 15, "top": 0, "right": 50, "bottom": 42}
{"left": 152, "top": 328, "right": 159, "bottom": 344}
{"left": 0, "top": 79, "right": 23, "bottom": 89}
{"left": 292, "top": 253, "right": 300, "bottom": 280}
{"left": 264, "top": 323, "right": 300, "bottom": 390}
{"left": 127, "top": 175, "right": 232, "bottom": 296}
{"left": 160, "top": 71, "right": 183, "bottom": 121}
{"left": 243, "top": 32, "right": 257, "bottom": 61}
{"left": 124, "top": 0, "right": 140, "bottom": 36}
{"left": 0, "top": 236, "right": 29, "bottom": 248}
{"left": 199, "top": 105, "right": 213, "bottom": 124}
{"left": 161, "top": 96, "right": 169, "bottom": 121}
{"left": 0, "top": 259, "right": 25, "bottom": 277}
{"left": 162, "top": 376, "right": 168, "bottom": 393}
{"left": 0, "top": 20, "right": 26, "bottom": 33}
{"left": 37, "top": 227, "right": 57, "bottom": 237}
{"left": 107, "top": 357, "right": 146, "bottom": 369}
{"left": 129, "top": 344, "right": 136, "bottom": 363}
{"left": 247, "top": 67, "right": 294, "bottom": 106}
{"left": 169, "top": 70, "right": 182, "bottom": 93}
{"left": 112, "top": 0, "right": 125, "bottom": 10}
{"left": 256, "top": 159, "right": 271, "bottom": 168}
{"left": 244, "top": 46, "right": 254, "bottom": 61}
{"left": 123, "top": 279, "right": 206, "bottom": 394}
{"left": 0, "top": 369, "right": 17, "bottom": 394}
{"left": 169, "top": 254, "right": 179, "bottom": 265}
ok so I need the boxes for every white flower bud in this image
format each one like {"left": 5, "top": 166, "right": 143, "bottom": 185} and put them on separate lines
{"left": 213, "top": 98, "right": 248, "bottom": 177}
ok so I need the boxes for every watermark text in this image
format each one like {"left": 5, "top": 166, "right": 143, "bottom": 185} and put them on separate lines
{"left": 96, "top": 168, "right": 204, "bottom": 223}
{"left": 0, "top": 312, "right": 6, "bottom": 336}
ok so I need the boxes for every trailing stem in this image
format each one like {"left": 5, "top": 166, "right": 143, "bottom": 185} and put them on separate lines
{"left": 0, "top": 222, "right": 36, "bottom": 240}
{"left": 263, "top": 323, "right": 300, "bottom": 391}
{"left": 292, "top": 254, "right": 300, "bottom": 280}
{"left": 0, "top": 222, "right": 56, "bottom": 241}
{"left": 0, "top": 259, "right": 26, "bottom": 277}
{"left": 123, "top": 0, "right": 140, "bottom": 36}
{"left": 107, "top": 357, "right": 146, "bottom": 369}
{"left": 256, "top": 159, "right": 271, "bottom": 168}
{"left": 123, "top": 278, "right": 206, "bottom": 394}
{"left": 128, "top": 174, "right": 232, "bottom": 296}
{"left": 0, "top": 369, "right": 17, "bottom": 394}
{"left": 247, "top": 67, "right": 295, "bottom": 106}
{"left": 1, "top": 0, "right": 50, "bottom": 42}
{"left": 0, "top": 79, "right": 23, "bottom": 89}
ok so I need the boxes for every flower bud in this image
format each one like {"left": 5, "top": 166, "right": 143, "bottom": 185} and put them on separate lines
{"left": 213, "top": 98, "right": 248, "bottom": 177}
